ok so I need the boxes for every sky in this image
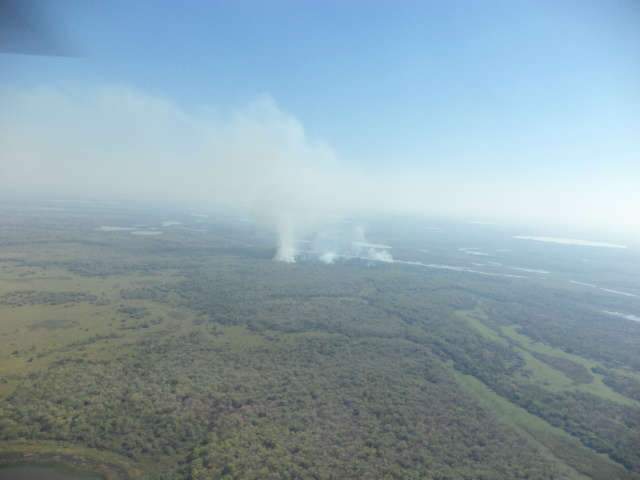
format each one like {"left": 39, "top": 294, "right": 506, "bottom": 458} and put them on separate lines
{"left": 1, "top": 0, "right": 639, "bottom": 237}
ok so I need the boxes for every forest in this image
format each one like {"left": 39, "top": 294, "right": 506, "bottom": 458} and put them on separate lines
{"left": 1, "top": 203, "right": 639, "bottom": 479}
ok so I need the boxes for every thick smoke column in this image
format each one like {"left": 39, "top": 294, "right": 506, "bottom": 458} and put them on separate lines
{"left": 273, "top": 216, "right": 297, "bottom": 263}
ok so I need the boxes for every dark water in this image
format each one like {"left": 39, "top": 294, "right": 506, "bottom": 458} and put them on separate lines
{"left": 0, "top": 465, "right": 102, "bottom": 480}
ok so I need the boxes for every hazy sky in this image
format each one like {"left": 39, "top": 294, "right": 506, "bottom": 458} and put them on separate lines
{"left": 1, "top": 0, "right": 639, "bottom": 235}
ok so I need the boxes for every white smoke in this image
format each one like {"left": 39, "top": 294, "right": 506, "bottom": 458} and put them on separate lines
{"left": 3, "top": 84, "right": 634, "bottom": 248}
{"left": 305, "top": 223, "right": 394, "bottom": 264}
{"left": 319, "top": 251, "right": 338, "bottom": 264}
{"left": 0, "top": 86, "right": 360, "bottom": 262}
{"left": 273, "top": 216, "right": 297, "bottom": 263}
{"left": 366, "top": 248, "right": 394, "bottom": 263}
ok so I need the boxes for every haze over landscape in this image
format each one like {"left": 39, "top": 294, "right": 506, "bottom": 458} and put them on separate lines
{"left": 2, "top": 0, "right": 639, "bottom": 242}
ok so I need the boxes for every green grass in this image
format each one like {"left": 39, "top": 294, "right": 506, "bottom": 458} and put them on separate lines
{"left": 457, "top": 309, "right": 509, "bottom": 346}
{"left": 453, "top": 370, "right": 638, "bottom": 480}
{"left": 0, "top": 441, "right": 143, "bottom": 480}
{"left": 0, "top": 263, "right": 193, "bottom": 399}
{"left": 459, "top": 308, "right": 639, "bottom": 406}
{"left": 501, "top": 325, "right": 639, "bottom": 406}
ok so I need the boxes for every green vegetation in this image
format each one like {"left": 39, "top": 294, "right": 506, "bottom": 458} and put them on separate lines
{"left": 1, "top": 206, "right": 639, "bottom": 479}
{"left": 595, "top": 367, "right": 640, "bottom": 403}
{"left": 529, "top": 352, "right": 594, "bottom": 385}
{"left": 0, "top": 290, "right": 99, "bottom": 307}
{"left": 453, "top": 372, "right": 637, "bottom": 480}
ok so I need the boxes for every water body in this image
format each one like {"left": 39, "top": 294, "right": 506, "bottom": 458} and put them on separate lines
{"left": 570, "top": 280, "right": 638, "bottom": 298}
{"left": 352, "top": 241, "right": 392, "bottom": 250}
{"left": 458, "top": 248, "right": 490, "bottom": 256}
{"left": 130, "top": 230, "right": 162, "bottom": 236}
{"left": 513, "top": 236, "right": 627, "bottom": 249}
{"left": 508, "top": 266, "right": 550, "bottom": 274}
{"left": 396, "top": 260, "right": 527, "bottom": 279}
{"left": 0, "top": 465, "right": 102, "bottom": 480}
{"left": 599, "top": 288, "right": 638, "bottom": 298}
{"left": 602, "top": 311, "right": 640, "bottom": 323}
{"left": 96, "top": 226, "right": 133, "bottom": 232}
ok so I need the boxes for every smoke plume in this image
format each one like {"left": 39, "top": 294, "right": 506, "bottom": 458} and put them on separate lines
{"left": 0, "top": 85, "right": 364, "bottom": 261}
{"left": 2, "top": 84, "right": 637, "bottom": 247}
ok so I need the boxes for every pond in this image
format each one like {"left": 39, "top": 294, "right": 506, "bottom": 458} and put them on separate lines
{"left": 0, "top": 464, "right": 103, "bottom": 480}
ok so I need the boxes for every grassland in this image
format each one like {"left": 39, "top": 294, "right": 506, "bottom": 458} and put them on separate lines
{"left": 460, "top": 309, "right": 639, "bottom": 406}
